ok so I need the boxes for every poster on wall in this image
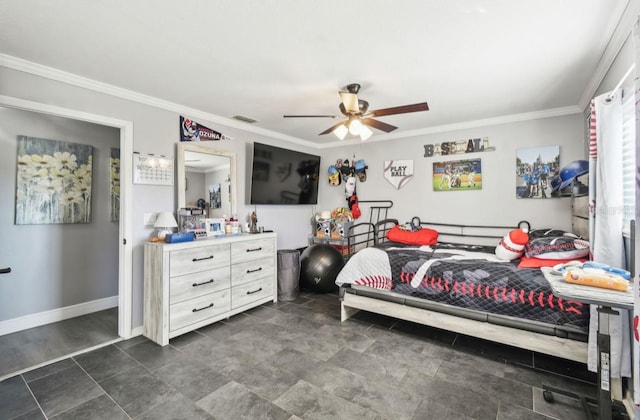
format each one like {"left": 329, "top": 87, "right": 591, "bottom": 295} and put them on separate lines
{"left": 515, "top": 145, "right": 559, "bottom": 199}
{"left": 383, "top": 160, "right": 414, "bottom": 189}
{"left": 180, "top": 116, "right": 232, "bottom": 142}
{"left": 110, "top": 148, "right": 120, "bottom": 222}
{"left": 15, "top": 135, "right": 93, "bottom": 225}
{"left": 432, "top": 158, "right": 481, "bottom": 191}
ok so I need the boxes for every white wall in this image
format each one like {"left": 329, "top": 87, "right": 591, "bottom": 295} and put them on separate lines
{"left": 0, "top": 107, "right": 119, "bottom": 321}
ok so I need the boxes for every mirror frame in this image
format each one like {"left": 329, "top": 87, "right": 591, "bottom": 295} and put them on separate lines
{"left": 176, "top": 142, "right": 237, "bottom": 216}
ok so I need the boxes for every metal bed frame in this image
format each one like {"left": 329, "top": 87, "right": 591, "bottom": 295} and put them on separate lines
{"left": 339, "top": 219, "right": 589, "bottom": 363}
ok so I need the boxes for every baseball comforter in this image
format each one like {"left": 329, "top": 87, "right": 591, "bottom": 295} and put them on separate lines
{"left": 335, "top": 241, "right": 589, "bottom": 334}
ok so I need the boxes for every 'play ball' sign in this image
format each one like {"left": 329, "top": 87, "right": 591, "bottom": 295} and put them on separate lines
{"left": 384, "top": 160, "right": 414, "bottom": 189}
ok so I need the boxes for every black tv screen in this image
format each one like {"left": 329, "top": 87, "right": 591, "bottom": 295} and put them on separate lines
{"left": 250, "top": 142, "right": 321, "bottom": 205}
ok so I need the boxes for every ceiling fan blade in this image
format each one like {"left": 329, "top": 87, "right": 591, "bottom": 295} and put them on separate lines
{"left": 339, "top": 92, "right": 359, "bottom": 114}
{"left": 365, "top": 102, "right": 429, "bottom": 118}
{"left": 283, "top": 114, "right": 340, "bottom": 118}
{"left": 361, "top": 118, "right": 397, "bottom": 133}
{"left": 319, "top": 121, "right": 347, "bottom": 135}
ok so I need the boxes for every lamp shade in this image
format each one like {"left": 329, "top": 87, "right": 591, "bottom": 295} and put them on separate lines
{"left": 333, "top": 124, "right": 348, "bottom": 140}
{"left": 359, "top": 125, "right": 372, "bottom": 141}
{"left": 154, "top": 212, "right": 178, "bottom": 240}
{"left": 154, "top": 212, "right": 178, "bottom": 228}
{"left": 349, "top": 119, "right": 363, "bottom": 136}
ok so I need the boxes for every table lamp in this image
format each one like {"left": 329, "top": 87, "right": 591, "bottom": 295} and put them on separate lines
{"left": 154, "top": 212, "right": 178, "bottom": 240}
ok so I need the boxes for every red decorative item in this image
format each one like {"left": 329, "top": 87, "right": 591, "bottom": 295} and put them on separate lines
{"left": 348, "top": 194, "right": 361, "bottom": 219}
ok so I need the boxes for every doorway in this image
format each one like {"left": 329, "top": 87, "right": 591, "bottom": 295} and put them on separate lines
{"left": 0, "top": 96, "right": 133, "bottom": 376}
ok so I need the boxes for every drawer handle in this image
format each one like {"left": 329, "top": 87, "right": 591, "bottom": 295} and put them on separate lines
{"left": 192, "top": 279, "right": 214, "bottom": 287}
{"left": 193, "top": 255, "right": 214, "bottom": 262}
{"left": 246, "top": 267, "right": 263, "bottom": 274}
{"left": 246, "top": 287, "right": 263, "bottom": 295}
{"left": 246, "top": 247, "right": 262, "bottom": 252}
{"left": 192, "top": 303, "right": 214, "bottom": 312}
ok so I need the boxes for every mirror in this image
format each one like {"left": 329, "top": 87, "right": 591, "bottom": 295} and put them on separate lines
{"left": 176, "top": 142, "right": 236, "bottom": 218}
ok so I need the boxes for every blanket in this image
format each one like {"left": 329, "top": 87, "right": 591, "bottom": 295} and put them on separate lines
{"left": 336, "top": 242, "right": 590, "bottom": 333}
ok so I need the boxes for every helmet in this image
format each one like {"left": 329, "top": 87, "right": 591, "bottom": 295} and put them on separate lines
{"left": 554, "top": 160, "right": 588, "bottom": 192}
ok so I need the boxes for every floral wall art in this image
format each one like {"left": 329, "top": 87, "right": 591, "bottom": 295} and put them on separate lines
{"left": 15, "top": 135, "right": 93, "bottom": 225}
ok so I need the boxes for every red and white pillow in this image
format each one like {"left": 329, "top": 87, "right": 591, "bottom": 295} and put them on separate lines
{"left": 524, "top": 229, "right": 589, "bottom": 260}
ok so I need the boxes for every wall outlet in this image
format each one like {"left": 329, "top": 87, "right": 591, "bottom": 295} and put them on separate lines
{"left": 144, "top": 212, "right": 157, "bottom": 226}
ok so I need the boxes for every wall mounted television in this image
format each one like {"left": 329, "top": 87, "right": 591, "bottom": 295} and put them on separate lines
{"left": 249, "top": 142, "right": 321, "bottom": 205}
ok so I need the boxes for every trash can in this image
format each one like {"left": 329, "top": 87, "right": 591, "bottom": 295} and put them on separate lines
{"left": 277, "top": 249, "right": 301, "bottom": 301}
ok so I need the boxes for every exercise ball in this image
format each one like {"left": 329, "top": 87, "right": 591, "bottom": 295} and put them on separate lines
{"left": 299, "top": 244, "right": 344, "bottom": 293}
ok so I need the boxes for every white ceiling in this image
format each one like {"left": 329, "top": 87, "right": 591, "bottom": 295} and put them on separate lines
{"left": 0, "top": 1, "right": 636, "bottom": 147}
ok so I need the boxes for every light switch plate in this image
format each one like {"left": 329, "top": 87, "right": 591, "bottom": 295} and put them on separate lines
{"left": 144, "top": 212, "right": 157, "bottom": 226}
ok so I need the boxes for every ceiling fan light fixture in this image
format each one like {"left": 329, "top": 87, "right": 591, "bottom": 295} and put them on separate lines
{"left": 349, "top": 118, "right": 363, "bottom": 136}
{"left": 359, "top": 125, "right": 372, "bottom": 141}
{"left": 333, "top": 124, "right": 348, "bottom": 140}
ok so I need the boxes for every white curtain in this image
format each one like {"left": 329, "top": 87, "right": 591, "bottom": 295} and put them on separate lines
{"left": 588, "top": 91, "right": 632, "bottom": 379}
{"left": 633, "top": 16, "right": 640, "bottom": 407}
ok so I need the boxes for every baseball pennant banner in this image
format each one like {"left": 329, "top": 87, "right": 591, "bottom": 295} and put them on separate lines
{"left": 384, "top": 160, "right": 414, "bottom": 189}
{"left": 180, "top": 116, "right": 232, "bottom": 142}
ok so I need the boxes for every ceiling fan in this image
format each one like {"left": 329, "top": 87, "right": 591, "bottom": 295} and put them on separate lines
{"left": 283, "top": 83, "right": 429, "bottom": 140}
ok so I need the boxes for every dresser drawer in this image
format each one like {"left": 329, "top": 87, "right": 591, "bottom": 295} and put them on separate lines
{"left": 231, "top": 278, "right": 272, "bottom": 309}
{"left": 170, "top": 267, "right": 231, "bottom": 304}
{"left": 231, "top": 257, "right": 275, "bottom": 286}
{"left": 231, "top": 238, "right": 274, "bottom": 263}
{"left": 170, "top": 290, "right": 230, "bottom": 332}
{"left": 170, "top": 244, "right": 230, "bottom": 277}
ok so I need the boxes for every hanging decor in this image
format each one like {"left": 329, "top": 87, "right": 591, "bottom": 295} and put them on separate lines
{"left": 432, "top": 158, "right": 481, "bottom": 191}
{"left": 423, "top": 137, "right": 494, "bottom": 157}
{"left": 110, "top": 148, "right": 120, "bottom": 222}
{"left": 15, "top": 135, "right": 93, "bottom": 225}
{"left": 515, "top": 145, "right": 559, "bottom": 199}
{"left": 383, "top": 160, "right": 414, "bottom": 189}
{"left": 180, "top": 116, "right": 232, "bottom": 141}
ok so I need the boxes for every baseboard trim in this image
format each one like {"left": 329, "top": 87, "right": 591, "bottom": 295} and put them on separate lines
{"left": 0, "top": 296, "right": 118, "bottom": 336}
{"left": 131, "top": 325, "right": 144, "bottom": 337}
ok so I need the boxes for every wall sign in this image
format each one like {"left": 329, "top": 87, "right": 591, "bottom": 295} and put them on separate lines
{"left": 384, "top": 160, "right": 414, "bottom": 189}
{"left": 423, "top": 137, "right": 494, "bottom": 157}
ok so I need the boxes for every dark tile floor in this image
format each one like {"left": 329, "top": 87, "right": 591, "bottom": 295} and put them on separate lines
{"left": 0, "top": 308, "right": 119, "bottom": 380}
{"left": 1, "top": 292, "right": 598, "bottom": 420}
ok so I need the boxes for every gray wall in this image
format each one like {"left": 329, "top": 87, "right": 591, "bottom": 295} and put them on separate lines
{"left": 0, "top": 107, "right": 119, "bottom": 321}
{"left": 0, "top": 65, "right": 584, "bottom": 330}
{"left": 316, "top": 115, "right": 584, "bottom": 231}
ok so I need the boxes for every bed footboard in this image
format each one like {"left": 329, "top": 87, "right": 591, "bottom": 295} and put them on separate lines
{"left": 341, "top": 292, "right": 588, "bottom": 363}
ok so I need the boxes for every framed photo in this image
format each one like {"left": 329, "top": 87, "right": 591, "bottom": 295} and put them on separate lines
{"left": 433, "top": 158, "right": 482, "bottom": 191}
{"left": 205, "top": 218, "right": 226, "bottom": 236}
{"left": 515, "top": 146, "right": 559, "bottom": 199}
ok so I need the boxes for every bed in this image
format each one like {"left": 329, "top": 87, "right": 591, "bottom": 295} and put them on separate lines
{"left": 337, "top": 219, "right": 590, "bottom": 363}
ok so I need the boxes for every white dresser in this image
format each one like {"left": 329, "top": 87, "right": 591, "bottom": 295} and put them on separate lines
{"left": 144, "top": 232, "right": 277, "bottom": 346}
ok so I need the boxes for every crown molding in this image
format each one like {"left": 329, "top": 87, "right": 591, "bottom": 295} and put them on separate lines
{"left": 0, "top": 53, "right": 316, "bottom": 149}
{"left": 317, "top": 105, "right": 582, "bottom": 149}
{"left": 0, "top": 53, "right": 584, "bottom": 151}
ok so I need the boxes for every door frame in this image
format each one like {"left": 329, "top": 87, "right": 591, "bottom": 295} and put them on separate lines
{"left": 0, "top": 94, "right": 134, "bottom": 338}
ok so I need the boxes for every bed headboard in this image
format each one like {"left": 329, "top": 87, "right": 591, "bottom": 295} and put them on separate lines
{"left": 375, "top": 218, "right": 527, "bottom": 247}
